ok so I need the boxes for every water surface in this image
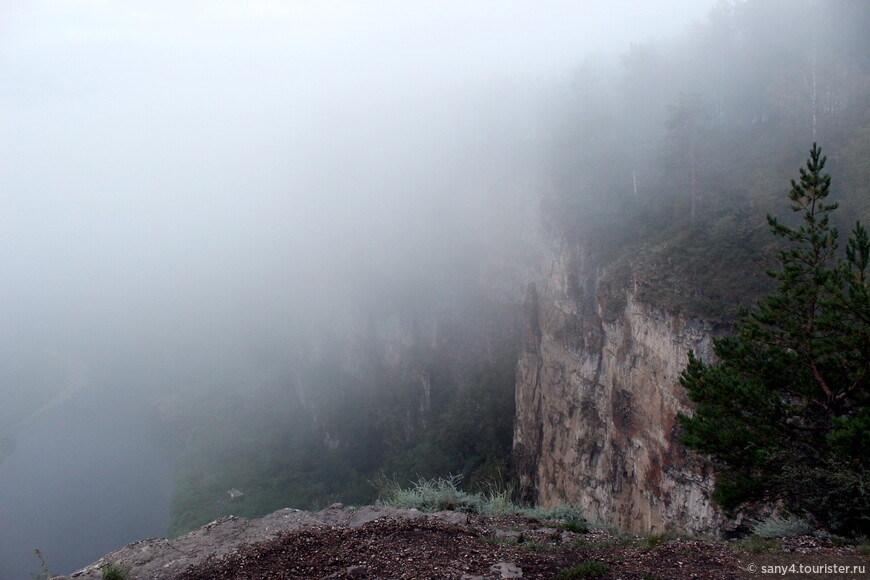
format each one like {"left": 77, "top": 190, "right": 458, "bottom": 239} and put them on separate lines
{"left": 0, "top": 368, "right": 174, "bottom": 578}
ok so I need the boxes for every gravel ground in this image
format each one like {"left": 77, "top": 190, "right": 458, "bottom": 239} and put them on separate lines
{"left": 55, "top": 505, "right": 868, "bottom": 579}
{"left": 173, "top": 512, "right": 868, "bottom": 580}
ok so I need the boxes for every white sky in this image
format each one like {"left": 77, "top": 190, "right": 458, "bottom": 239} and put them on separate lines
{"left": 2, "top": 1, "right": 712, "bottom": 79}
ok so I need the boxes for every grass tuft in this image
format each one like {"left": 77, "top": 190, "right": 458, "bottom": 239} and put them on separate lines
{"left": 752, "top": 514, "right": 812, "bottom": 538}
{"left": 560, "top": 519, "right": 590, "bottom": 534}
{"left": 555, "top": 561, "right": 610, "bottom": 579}
{"left": 730, "top": 535, "right": 779, "bottom": 554}
{"left": 100, "top": 562, "right": 131, "bottom": 580}
{"left": 374, "top": 474, "right": 484, "bottom": 513}
{"left": 375, "top": 474, "right": 589, "bottom": 526}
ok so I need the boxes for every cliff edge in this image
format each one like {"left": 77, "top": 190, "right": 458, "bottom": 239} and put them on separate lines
{"left": 54, "top": 503, "right": 866, "bottom": 579}
{"left": 514, "top": 237, "right": 728, "bottom": 535}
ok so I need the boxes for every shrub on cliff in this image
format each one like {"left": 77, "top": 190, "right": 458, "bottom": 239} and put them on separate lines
{"left": 752, "top": 514, "right": 812, "bottom": 539}
{"left": 375, "top": 474, "right": 485, "bottom": 513}
{"left": 375, "top": 474, "right": 588, "bottom": 524}
{"left": 678, "top": 144, "right": 870, "bottom": 535}
{"left": 100, "top": 562, "right": 131, "bottom": 580}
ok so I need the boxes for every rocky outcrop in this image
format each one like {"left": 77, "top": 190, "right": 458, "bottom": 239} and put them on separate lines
{"left": 56, "top": 502, "right": 826, "bottom": 580}
{"left": 513, "top": 238, "right": 727, "bottom": 536}
{"left": 53, "top": 505, "right": 456, "bottom": 580}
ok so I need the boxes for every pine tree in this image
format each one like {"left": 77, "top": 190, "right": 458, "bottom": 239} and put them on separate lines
{"left": 679, "top": 144, "right": 870, "bottom": 535}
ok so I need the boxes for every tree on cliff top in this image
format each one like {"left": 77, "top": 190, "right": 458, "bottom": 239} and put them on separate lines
{"left": 678, "top": 144, "right": 870, "bottom": 535}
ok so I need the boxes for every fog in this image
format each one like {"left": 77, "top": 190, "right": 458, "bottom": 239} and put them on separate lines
{"left": 2, "top": 0, "right": 710, "bottom": 388}
{"left": 1, "top": 0, "right": 715, "bottom": 575}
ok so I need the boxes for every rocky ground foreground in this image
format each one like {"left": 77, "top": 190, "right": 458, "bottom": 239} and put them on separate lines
{"left": 56, "top": 505, "right": 868, "bottom": 580}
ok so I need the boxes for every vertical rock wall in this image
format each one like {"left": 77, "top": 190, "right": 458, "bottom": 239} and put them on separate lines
{"left": 513, "top": 239, "right": 727, "bottom": 535}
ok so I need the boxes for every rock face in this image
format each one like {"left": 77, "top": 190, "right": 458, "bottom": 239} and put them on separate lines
{"left": 513, "top": 237, "right": 727, "bottom": 535}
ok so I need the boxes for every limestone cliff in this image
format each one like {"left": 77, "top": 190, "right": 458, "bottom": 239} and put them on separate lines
{"left": 513, "top": 237, "right": 727, "bottom": 536}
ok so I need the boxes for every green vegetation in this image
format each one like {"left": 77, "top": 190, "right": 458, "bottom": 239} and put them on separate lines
{"left": 30, "top": 549, "right": 53, "bottom": 580}
{"left": 554, "top": 561, "right": 610, "bottom": 579}
{"left": 99, "top": 563, "right": 131, "bottom": 580}
{"left": 729, "top": 535, "right": 779, "bottom": 554}
{"left": 641, "top": 532, "right": 676, "bottom": 549}
{"left": 524, "top": 541, "right": 561, "bottom": 553}
{"left": 167, "top": 384, "right": 342, "bottom": 536}
{"left": 168, "top": 351, "right": 518, "bottom": 537}
{"left": 521, "top": 503, "right": 587, "bottom": 522}
{"left": 589, "top": 534, "right": 637, "bottom": 550}
{"left": 752, "top": 515, "right": 813, "bottom": 539}
{"left": 559, "top": 519, "right": 589, "bottom": 534}
{"left": 375, "top": 474, "right": 486, "bottom": 513}
{"left": 375, "top": 474, "right": 588, "bottom": 524}
{"left": 679, "top": 145, "right": 870, "bottom": 536}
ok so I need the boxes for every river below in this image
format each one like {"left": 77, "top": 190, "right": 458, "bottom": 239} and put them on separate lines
{"left": 0, "top": 366, "right": 175, "bottom": 578}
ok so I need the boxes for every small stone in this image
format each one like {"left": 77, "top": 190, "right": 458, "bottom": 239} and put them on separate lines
{"left": 489, "top": 561, "right": 523, "bottom": 578}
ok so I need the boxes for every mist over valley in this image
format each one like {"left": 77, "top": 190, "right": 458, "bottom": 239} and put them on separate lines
{"left": 2, "top": 1, "right": 869, "bottom": 577}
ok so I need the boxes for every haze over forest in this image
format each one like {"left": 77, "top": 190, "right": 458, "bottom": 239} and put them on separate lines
{"left": 2, "top": 0, "right": 869, "bottom": 577}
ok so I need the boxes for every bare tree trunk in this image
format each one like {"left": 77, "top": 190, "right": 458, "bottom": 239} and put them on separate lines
{"left": 690, "top": 124, "right": 697, "bottom": 222}
{"left": 810, "top": 27, "right": 818, "bottom": 141}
